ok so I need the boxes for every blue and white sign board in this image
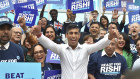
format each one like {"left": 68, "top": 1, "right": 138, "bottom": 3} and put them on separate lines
{"left": 104, "top": 0, "right": 133, "bottom": 11}
{"left": 32, "top": 0, "right": 46, "bottom": 8}
{"left": 104, "top": 0, "right": 121, "bottom": 10}
{"left": 46, "top": 49, "right": 60, "bottom": 64}
{"left": 44, "top": 70, "right": 61, "bottom": 79}
{"left": 128, "top": 11, "right": 140, "bottom": 24}
{"left": 14, "top": 7, "right": 38, "bottom": 27}
{"left": 127, "top": 3, "right": 140, "bottom": 12}
{"left": 0, "top": 62, "right": 41, "bottom": 79}
{"left": 67, "top": 0, "right": 94, "bottom": 14}
{"left": 0, "top": 0, "right": 14, "bottom": 13}
{"left": 14, "top": 1, "right": 37, "bottom": 10}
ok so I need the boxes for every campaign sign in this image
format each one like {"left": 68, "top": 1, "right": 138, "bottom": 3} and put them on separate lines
{"left": 128, "top": 11, "right": 140, "bottom": 24}
{"left": 0, "top": 0, "right": 14, "bottom": 13}
{"left": 127, "top": 3, "right": 139, "bottom": 12}
{"left": 0, "top": 62, "right": 41, "bottom": 79}
{"left": 14, "top": 1, "right": 38, "bottom": 15}
{"left": 44, "top": 70, "right": 61, "bottom": 79}
{"left": 32, "top": 0, "right": 46, "bottom": 7}
{"left": 46, "top": 49, "right": 60, "bottom": 64}
{"left": 14, "top": 7, "right": 38, "bottom": 27}
{"left": 46, "top": 0, "right": 63, "bottom": 4}
{"left": 14, "top": 1, "right": 37, "bottom": 10}
{"left": 67, "top": 0, "right": 94, "bottom": 14}
{"left": 104, "top": 0, "right": 121, "bottom": 10}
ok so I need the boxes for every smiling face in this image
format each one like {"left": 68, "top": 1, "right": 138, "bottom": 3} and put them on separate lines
{"left": 33, "top": 45, "right": 46, "bottom": 63}
{"left": 66, "top": 28, "right": 80, "bottom": 49}
{"left": 0, "top": 24, "right": 12, "bottom": 45}
{"left": 89, "top": 24, "right": 100, "bottom": 38}
{"left": 117, "top": 35, "right": 125, "bottom": 49}
{"left": 11, "top": 27, "right": 22, "bottom": 44}
{"left": 50, "top": 10, "right": 58, "bottom": 21}
{"left": 101, "top": 17, "right": 108, "bottom": 26}
{"left": 40, "top": 18, "right": 47, "bottom": 29}
{"left": 45, "top": 27, "right": 55, "bottom": 41}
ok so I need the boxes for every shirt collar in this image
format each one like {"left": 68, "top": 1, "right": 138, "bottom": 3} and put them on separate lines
{"left": 0, "top": 42, "right": 10, "bottom": 50}
{"left": 66, "top": 43, "right": 82, "bottom": 49}
{"left": 101, "top": 50, "right": 117, "bottom": 57}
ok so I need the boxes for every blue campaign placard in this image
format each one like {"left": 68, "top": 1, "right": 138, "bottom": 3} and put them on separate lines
{"left": 14, "top": 1, "right": 37, "bottom": 10}
{"left": 14, "top": 7, "right": 38, "bottom": 27}
{"left": 14, "top": 1, "right": 38, "bottom": 15}
{"left": 0, "top": 0, "right": 14, "bottom": 13}
{"left": 0, "top": 62, "right": 41, "bottom": 79}
{"left": 104, "top": 0, "right": 133, "bottom": 11}
{"left": 32, "top": 0, "right": 46, "bottom": 8}
{"left": 104, "top": 0, "right": 121, "bottom": 10}
{"left": 44, "top": 70, "right": 61, "bottom": 79}
{"left": 67, "top": 0, "right": 94, "bottom": 14}
{"left": 46, "top": 0, "right": 63, "bottom": 4}
{"left": 46, "top": 49, "right": 60, "bottom": 64}
{"left": 127, "top": 3, "right": 139, "bottom": 12}
{"left": 128, "top": 11, "right": 140, "bottom": 24}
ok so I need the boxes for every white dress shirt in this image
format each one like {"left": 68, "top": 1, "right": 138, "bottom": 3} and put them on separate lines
{"left": 38, "top": 34, "right": 110, "bottom": 79}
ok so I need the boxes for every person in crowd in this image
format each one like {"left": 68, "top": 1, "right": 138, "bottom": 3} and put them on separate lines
{"left": 115, "top": 32, "right": 133, "bottom": 69}
{"left": 40, "top": 5, "right": 63, "bottom": 36}
{"left": 89, "top": 22, "right": 101, "bottom": 42}
{"left": 18, "top": 17, "right": 38, "bottom": 62}
{"left": 23, "top": 37, "right": 36, "bottom": 62}
{"left": 111, "top": 8, "right": 126, "bottom": 32}
{"left": 32, "top": 44, "right": 52, "bottom": 77}
{"left": 133, "top": 37, "right": 140, "bottom": 61}
{"left": 43, "top": 25, "right": 63, "bottom": 44}
{"left": 29, "top": 19, "right": 119, "bottom": 79}
{"left": 88, "top": 38, "right": 128, "bottom": 79}
{"left": 39, "top": 17, "right": 48, "bottom": 32}
{"left": 10, "top": 27, "right": 22, "bottom": 44}
{"left": 99, "top": 29, "right": 107, "bottom": 39}
{"left": 84, "top": 10, "right": 99, "bottom": 33}
{"left": 129, "top": 23, "right": 140, "bottom": 54}
{"left": 43, "top": 25, "right": 62, "bottom": 70}
{"left": 10, "top": 27, "right": 28, "bottom": 55}
{"left": 62, "top": 9, "right": 88, "bottom": 34}
{"left": 83, "top": 35, "right": 94, "bottom": 44}
{"left": 99, "top": 6, "right": 109, "bottom": 31}
{"left": 100, "top": 15, "right": 109, "bottom": 30}
{"left": 0, "top": 16, "right": 24, "bottom": 62}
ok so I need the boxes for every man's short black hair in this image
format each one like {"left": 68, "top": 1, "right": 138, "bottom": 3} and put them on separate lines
{"left": 108, "top": 22, "right": 118, "bottom": 28}
{"left": 90, "top": 22, "right": 100, "bottom": 27}
{"left": 66, "top": 24, "right": 80, "bottom": 33}
{"left": 49, "top": 9, "right": 58, "bottom": 15}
